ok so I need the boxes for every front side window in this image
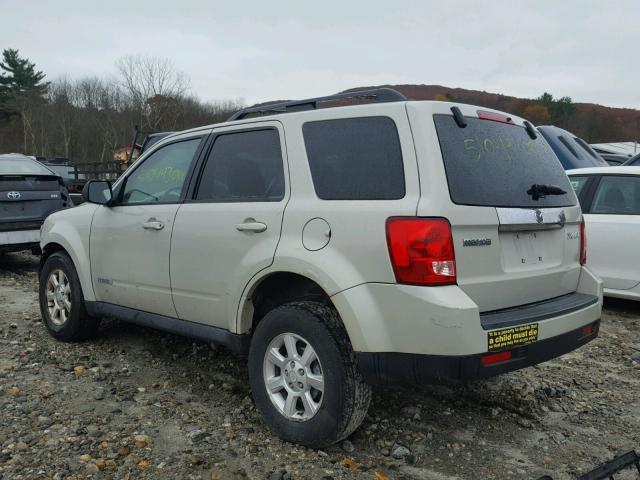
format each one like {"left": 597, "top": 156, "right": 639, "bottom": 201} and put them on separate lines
{"left": 590, "top": 175, "right": 640, "bottom": 215}
{"left": 121, "top": 138, "right": 201, "bottom": 204}
{"left": 302, "top": 116, "right": 405, "bottom": 200}
{"left": 195, "top": 129, "right": 285, "bottom": 202}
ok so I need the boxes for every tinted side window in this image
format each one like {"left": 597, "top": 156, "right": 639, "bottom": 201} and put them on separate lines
{"left": 195, "top": 129, "right": 284, "bottom": 202}
{"left": 121, "top": 138, "right": 201, "bottom": 204}
{"left": 303, "top": 117, "right": 405, "bottom": 200}
{"left": 590, "top": 175, "right": 640, "bottom": 215}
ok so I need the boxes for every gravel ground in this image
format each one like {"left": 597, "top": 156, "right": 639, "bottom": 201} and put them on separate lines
{"left": 1, "top": 251, "right": 639, "bottom": 480}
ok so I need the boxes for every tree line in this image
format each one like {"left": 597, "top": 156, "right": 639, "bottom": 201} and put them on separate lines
{"left": 2, "top": 48, "right": 636, "bottom": 166}
{"left": 0, "top": 49, "right": 242, "bottom": 164}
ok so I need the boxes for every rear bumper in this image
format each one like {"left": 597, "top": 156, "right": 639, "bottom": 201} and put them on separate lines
{"left": 0, "top": 229, "right": 40, "bottom": 247}
{"left": 357, "top": 320, "right": 600, "bottom": 385}
{"left": 332, "top": 267, "right": 602, "bottom": 356}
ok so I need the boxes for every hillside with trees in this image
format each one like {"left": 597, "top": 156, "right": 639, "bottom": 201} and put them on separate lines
{"left": 348, "top": 84, "right": 640, "bottom": 143}
{"left": 1, "top": 49, "right": 639, "bottom": 167}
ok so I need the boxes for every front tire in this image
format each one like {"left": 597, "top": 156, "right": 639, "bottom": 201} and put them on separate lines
{"left": 39, "top": 251, "right": 100, "bottom": 341}
{"left": 248, "top": 301, "right": 371, "bottom": 447}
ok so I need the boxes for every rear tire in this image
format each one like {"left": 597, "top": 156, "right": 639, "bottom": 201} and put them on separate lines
{"left": 248, "top": 301, "right": 371, "bottom": 447}
{"left": 39, "top": 251, "right": 100, "bottom": 341}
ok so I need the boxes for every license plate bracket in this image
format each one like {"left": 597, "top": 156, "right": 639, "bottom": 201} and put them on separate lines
{"left": 512, "top": 231, "right": 543, "bottom": 265}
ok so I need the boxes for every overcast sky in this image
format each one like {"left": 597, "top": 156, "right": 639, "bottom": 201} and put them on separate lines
{"left": 1, "top": 0, "right": 638, "bottom": 108}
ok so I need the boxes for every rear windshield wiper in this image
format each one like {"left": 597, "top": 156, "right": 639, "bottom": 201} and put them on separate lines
{"left": 527, "top": 184, "right": 567, "bottom": 200}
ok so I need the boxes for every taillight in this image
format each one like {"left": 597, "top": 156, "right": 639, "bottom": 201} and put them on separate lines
{"left": 579, "top": 218, "right": 587, "bottom": 265}
{"left": 386, "top": 217, "right": 456, "bottom": 286}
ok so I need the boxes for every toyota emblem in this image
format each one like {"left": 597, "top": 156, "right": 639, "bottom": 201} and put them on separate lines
{"left": 7, "top": 191, "right": 21, "bottom": 200}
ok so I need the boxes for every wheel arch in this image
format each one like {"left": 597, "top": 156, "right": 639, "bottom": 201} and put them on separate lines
{"left": 237, "top": 271, "right": 361, "bottom": 347}
{"left": 40, "top": 233, "right": 95, "bottom": 302}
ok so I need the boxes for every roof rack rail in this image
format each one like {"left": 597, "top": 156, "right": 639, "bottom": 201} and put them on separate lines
{"left": 227, "top": 87, "right": 408, "bottom": 121}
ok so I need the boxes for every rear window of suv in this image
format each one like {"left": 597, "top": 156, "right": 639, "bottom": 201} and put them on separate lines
{"left": 433, "top": 114, "right": 576, "bottom": 208}
{"left": 303, "top": 116, "right": 405, "bottom": 200}
{"left": 0, "top": 157, "right": 56, "bottom": 175}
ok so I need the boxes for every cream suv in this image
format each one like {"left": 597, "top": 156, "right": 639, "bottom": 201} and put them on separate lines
{"left": 38, "top": 89, "right": 602, "bottom": 447}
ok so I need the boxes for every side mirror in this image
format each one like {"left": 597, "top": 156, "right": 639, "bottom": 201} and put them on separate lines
{"left": 82, "top": 180, "right": 112, "bottom": 205}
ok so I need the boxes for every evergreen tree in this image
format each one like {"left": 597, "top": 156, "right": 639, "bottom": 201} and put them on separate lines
{"left": 536, "top": 92, "right": 575, "bottom": 127}
{"left": 0, "top": 48, "right": 49, "bottom": 125}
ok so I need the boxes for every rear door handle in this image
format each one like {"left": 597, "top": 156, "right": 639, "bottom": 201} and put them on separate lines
{"left": 236, "top": 221, "right": 267, "bottom": 233}
{"left": 142, "top": 218, "right": 165, "bottom": 231}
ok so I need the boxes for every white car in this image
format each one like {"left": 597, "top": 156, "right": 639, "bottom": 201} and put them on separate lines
{"left": 38, "top": 89, "right": 602, "bottom": 446}
{"left": 568, "top": 166, "right": 640, "bottom": 300}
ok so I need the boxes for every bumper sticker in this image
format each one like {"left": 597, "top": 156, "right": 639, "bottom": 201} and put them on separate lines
{"left": 487, "top": 323, "right": 538, "bottom": 352}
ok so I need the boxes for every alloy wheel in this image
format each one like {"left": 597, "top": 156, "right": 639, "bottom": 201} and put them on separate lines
{"left": 46, "top": 269, "right": 72, "bottom": 326}
{"left": 263, "top": 332, "right": 325, "bottom": 421}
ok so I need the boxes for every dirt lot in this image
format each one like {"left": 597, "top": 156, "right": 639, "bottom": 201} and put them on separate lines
{"left": 0, "top": 252, "right": 639, "bottom": 480}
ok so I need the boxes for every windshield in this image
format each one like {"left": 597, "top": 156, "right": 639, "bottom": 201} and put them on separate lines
{"left": 0, "top": 157, "right": 57, "bottom": 176}
{"left": 434, "top": 114, "right": 577, "bottom": 208}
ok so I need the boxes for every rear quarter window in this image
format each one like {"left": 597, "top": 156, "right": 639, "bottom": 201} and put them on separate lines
{"left": 569, "top": 176, "right": 589, "bottom": 196}
{"left": 302, "top": 116, "right": 405, "bottom": 200}
{"left": 434, "top": 114, "right": 576, "bottom": 208}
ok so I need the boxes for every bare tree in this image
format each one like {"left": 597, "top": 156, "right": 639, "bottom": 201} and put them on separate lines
{"left": 0, "top": 58, "right": 241, "bottom": 166}
{"left": 116, "top": 55, "right": 190, "bottom": 130}
{"left": 48, "top": 76, "right": 78, "bottom": 158}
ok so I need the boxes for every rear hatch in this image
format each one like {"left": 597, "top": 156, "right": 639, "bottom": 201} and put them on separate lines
{"left": 0, "top": 175, "right": 69, "bottom": 231}
{"left": 409, "top": 103, "right": 582, "bottom": 312}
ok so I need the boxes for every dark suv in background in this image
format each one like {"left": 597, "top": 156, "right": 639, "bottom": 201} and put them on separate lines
{"left": 0, "top": 154, "right": 71, "bottom": 253}
{"left": 538, "top": 125, "right": 608, "bottom": 170}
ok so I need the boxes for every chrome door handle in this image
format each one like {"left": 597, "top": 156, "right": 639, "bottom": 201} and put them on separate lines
{"left": 142, "top": 218, "right": 165, "bottom": 230}
{"left": 236, "top": 221, "right": 267, "bottom": 233}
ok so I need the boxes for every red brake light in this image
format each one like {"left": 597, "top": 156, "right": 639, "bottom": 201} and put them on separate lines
{"left": 477, "top": 110, "right": 514, "bottom": 124}
{"left": 481, "top": 350, "right": 512, "bottom": 366}
{"left": 386, "top": 217, "right": 456, "bottom": 286}
{"left": 579, "top": 218, "right": 587, "bottom": 265}
{"left": 579, "top": 324, "right": 593, "bottom": 336}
